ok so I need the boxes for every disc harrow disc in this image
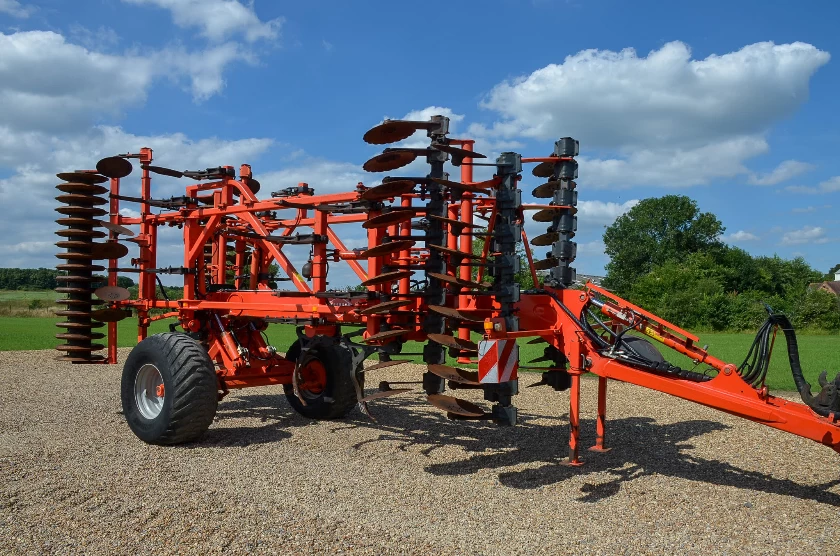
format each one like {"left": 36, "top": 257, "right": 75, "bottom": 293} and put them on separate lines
{"left": 97, "top": 221, "right": 135, "bottom": 237}
{"left": 427, "top": 272, "right": 487, "bottom": 290}
{"left": 359, "top": 180, "right": 416, "bottom": 200}
{"left": 55, "top": 228, "right": 106, "bottom": 239}
{"left": 56, "top": 299, "right": 104, "bottom": 306}
{"left": 96, "top": 156, "right": 133, "bottom": 179}
{"left": 363, "top": 150, "right": 417, "bottom": 173}
{"left": 143, "top": 165, "right": 184, "bottom": 178}
{"left": 362, "top": 210, "right": 415, "bottom": 229}
{"left": 364, "top": 360, "right": 409, "bottom": 372}
{"left": 363, "top": 120, "right": 428, "bottom": 145}
{"left": 56, "top": 344, "right": 105, "bottom": 353}
{"left": 54, "top": 286, "right": 91, "bottom": 294}
{"left": 431, "top": 143, "right": 487, "bottom": 160}
{"left": 358, "top": 299, "right": 412, "bottom": 315}
{"left": 531, "top": 161, "right": 555, "bottom": 178}
{"left": 56, "top": 263, "right": 105, "bottom": 272}
{"left": 532, "top": 180, "right": 572, "bottom": 198}
{"left": 364, "top": 329, "right": 409, "bottom": 343}
{"left": 533, "top": 208, "right": 566, "bottom": 222}
{"left": 428, "top": 215, "right": 478, "bottom": 231}
{"left": 428, "top": 245, "right": 481, "bottom": 260}
{"left": 429, "top": 177, "right": 492, "bottom": 193}
{"left": 55, "top": 240, "right": 93, "bottom": 250}
{"left": 94, "top": 285, "right": 131, "bottom": 301}
{"left": 534, "top": 257, "right": 559, "bottom": 270}
{"left": 359, "top": 269, "right": 412, "bottom": 287}
{"left": 56, "top": 321, "right": 105, "bottom": 329}
{"left": 55, "top": 309, "right": 95, "bottom": 318}
{"left": 359, "top": 240, "right": 415, "bottom": 258}
{"left": 56, "top": 332, "right": 105, "bottom": 341}
{"left": 55, "top": 206, "right": 108, "bottom": 217}
{"left": 427, "top": 333, "right": 479, "bottom": 351}
{"left": 55, "top": 275, "right": 105, "bottom": 283}
{"left": 428, "top": 305, "right": 485, "bottom": 323}
{"left": 56, "top": 172, "right": 108, "bottom": 184}
{"left": 531, "top": 231, "right": 559, "bottom": 246}
{"left": 90, "top": 242, "right": 129, "bottom": 260}
{"left": 56, "top": 182, "right": 109, "bottom": 195}
{"left": 427, "top": 394, "right": 485, "bottom": 417}
{"left": 55, "top": 217, "right": 102, "bottom": 227}
{"left": 91, "top": 308, "right": 130, "bottom": 322}
{"left": 427, "top": 364, "right": 480, "bottom": 385}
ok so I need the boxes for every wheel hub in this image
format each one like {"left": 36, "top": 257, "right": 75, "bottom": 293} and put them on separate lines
{"left": 135, "top": 363, "right": 165, "bottom": 419}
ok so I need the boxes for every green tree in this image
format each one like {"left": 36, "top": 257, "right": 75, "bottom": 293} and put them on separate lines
{"left": 602, "top": 195, "right": 725, "bottom": 294}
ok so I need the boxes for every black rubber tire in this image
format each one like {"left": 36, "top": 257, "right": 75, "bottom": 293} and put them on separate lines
{"left": 121, "top": 333, "right": 218, "bottom": 445}
{"left": 623, "top": 336, "right": 665, "bottom": 363}
{"left": 283, "top": 337, "right": 360, "bottom": 420}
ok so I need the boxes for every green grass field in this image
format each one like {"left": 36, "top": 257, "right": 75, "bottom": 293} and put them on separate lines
{"left": 0, "top": 315, "right": 836, "bottom": 392}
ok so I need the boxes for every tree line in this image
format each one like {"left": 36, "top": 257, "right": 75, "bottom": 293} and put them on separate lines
{"left": 602, "top": 195, "right": 839, "bottom": 332}
{"left": 0, "top": 268, "right": 135, "bottom": 290}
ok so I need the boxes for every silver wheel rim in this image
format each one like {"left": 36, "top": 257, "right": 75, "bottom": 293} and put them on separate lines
{"left": 135, "top": 363, "right": 164, "bottom": 419}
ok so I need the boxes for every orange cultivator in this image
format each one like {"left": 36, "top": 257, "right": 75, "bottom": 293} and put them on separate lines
{"left": 54, "top": 114, "right": 840, "bottom": 467}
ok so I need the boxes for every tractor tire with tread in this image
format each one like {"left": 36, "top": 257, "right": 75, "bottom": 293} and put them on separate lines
{"left": 283, "top": 336, "right": 362, "bottom": 420}
{"left": 121, "top": 332, "right": 218, "bottom": 445}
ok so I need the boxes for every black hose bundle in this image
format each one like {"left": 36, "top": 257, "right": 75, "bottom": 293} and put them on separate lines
{"left": 750, "top": 309, "right": 840, "bottom": 419}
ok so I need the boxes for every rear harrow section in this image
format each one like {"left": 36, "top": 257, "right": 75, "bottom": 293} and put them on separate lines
{"left": 50, "top": 114, "right": 840, "bottom": 475}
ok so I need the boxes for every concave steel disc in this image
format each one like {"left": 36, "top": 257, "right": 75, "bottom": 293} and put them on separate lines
{"left": 427, "top": 364, "right": 480, "bottom": 385}
{"left": 96, "top": 157, "right": 133, "bottom": 179}
{"left": 531, "top": 231, "right": 559, "bottom": 246}
{"left": 55, "top": 217, "right": 102, "bottom": 227}
{"left": 428, "top": 245, "right": 481, "bottom": 260}
{"left": 531, "top": 161, "right": 555, "bottom": 178}
{"left": 94, "top": 285, "right": 131, "bottom": 301}
{"left": 56, "top": 344, "right": 105, "bottom": 353}
{"left": 55, "top": 228, "right": 106, "bottom": 239}
{"left": 534, "top": 257, "right": 559, "bottom": 270}
{"left": 428, "top": 215, "right": 478, "bottom": 229}
{"left": 359, "top": 270, "right": 412, "bottom": 287}
{"left": 56, "top": 332, "right": 105, "bottom": 341}
{"left": 91, "top": 308, "right": 130, "bottom": 322}
{"left": 429, "top": 177, "right": 492, "bottom": 193}
{"left": 359, "top": 240, "right": 415, "bottom": 258}
{"left": 428, "top": 305, "right": 485, "bottom": 322}
{"left": 427, "top": 394, "right": 485, "bottom": 417}
{"left": 362, "top": 210, "right": 415, "bottom": 229}
{"left": 57, "top": 172, "right": 108, "bottom": 184}
{"left": 359, "top": 180, "right": 416, "bottom": 200}
{"left": 364, "top": 360, "right": 409, "bottom": 372}
{"left": 432, "top": 143, "right": 487, "bottom": 160}
{"left": 533, "top": 208, "right": 565, "bottom": 222}
{"left": 56, "top": 182, "right": 109, "bottom": 195}
{"left": 532, "top": 180, "right": 568, "bottom": 198}
{"left": 56, "top": 263, "right": 105, "bottom": 272}
{"left": 142, "top": 165, "right": 184, "bottom": 178}
{"left": 364, "top": 329, "right": 409, "bottom": 343}
{"left": 363, "top": 120, "right": 425, "bottom": 145}
{"left": 427, "top": 271, "right": 487, "bottom": 290}
{"left": 363, "top": 150, "right": 417, "bottom": 173}
{"left": 90, "top": 242, "right": 129, "bottom": 260}
{"left": 427, "top": 333, "right": 478, "bottom": 351}
{"left": 97, "top": 221, "right": 135, "bottom": 237}
{"left": 55, "top": 206, "right": 108, "bottom": 217}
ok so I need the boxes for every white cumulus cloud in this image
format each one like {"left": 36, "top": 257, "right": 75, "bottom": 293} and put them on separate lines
{"left": 780, "top": 226, "right": 829, "bottom": 245}
{"left": 785, "top": 176, "right": 840, "bottom": 194}
{"left": 748, "top": 159, "right": 814, "bottom": 185}
{"left": 724, "top": 230, "right": 759, "bottom": 242}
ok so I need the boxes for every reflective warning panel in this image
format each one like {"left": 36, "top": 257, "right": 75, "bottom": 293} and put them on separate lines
{"left": 478, "top": 339, "right": 519, "bottom": 384}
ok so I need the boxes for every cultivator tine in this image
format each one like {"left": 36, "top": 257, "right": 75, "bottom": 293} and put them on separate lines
{"left": 427, "top": 364, "right": 480, "bottom": 385}
{"left": 96, "top": 156, "right": 133, "bottom": 179}
{"left": 358, "top": 300, "right": 412, "bottom": 315}
{"left": 359, "top": 240, "right": 415, "bottom": 258}
{"left": 427, "top": 394, "right": 486, "bottom": 417}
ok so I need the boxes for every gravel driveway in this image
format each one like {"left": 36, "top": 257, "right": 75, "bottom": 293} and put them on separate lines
{"left": 2, "top": 349, "right": 838, "bottom": 555}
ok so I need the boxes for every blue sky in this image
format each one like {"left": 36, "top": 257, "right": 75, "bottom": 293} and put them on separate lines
{"left": 1, "top": 0, "right": 838, "bottom": 286}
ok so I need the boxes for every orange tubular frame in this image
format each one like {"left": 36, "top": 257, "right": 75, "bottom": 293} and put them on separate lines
{"left": 96, "top": 140, "right": 840, "bottom": 464}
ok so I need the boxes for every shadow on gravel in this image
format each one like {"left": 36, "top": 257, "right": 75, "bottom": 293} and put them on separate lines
{"left": 204, "top": 392, "right": 840, "bottom": 506}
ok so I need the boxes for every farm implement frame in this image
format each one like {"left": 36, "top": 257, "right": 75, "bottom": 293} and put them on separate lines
{"left": 54, "top": 114, "right": 840, "bottom": 465}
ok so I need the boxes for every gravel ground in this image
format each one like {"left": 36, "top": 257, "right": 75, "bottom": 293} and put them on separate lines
{"left": 2, "top": 348, "right": 839, "bottom": 555}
